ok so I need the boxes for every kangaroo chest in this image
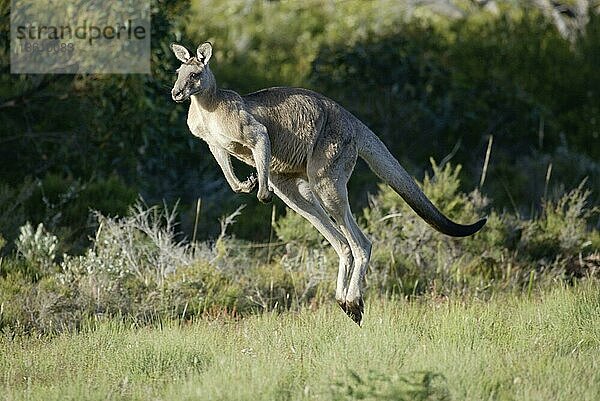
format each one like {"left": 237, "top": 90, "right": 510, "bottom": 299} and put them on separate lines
{"left": 188, "top": 103, "right": 233, "bottom": 145}
{"left": 187, "top": 101, "right": 254, "bottom": 163}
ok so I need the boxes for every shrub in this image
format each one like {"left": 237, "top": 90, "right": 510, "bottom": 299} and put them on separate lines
{"left": 362, "top": 160, "right": 598, "bottom": 296}
{"left": 275, "top": 208, "right": 326, "bottom": 248}
{"left": 164, "top": 260, "right": 246, "bottom": 318}
{"left": 14, "top": 222, "right": 58, "bottom": 280}
{"left": 0, "top": 201, "right": 335, "bottom": 333}
{"left": 57, "top": 201, "right": 198, "bottom": 320}
{"left": 521, "top": 182, "right": 599, "bottom": 265}
{"left": 0, "top": 164, "right": 598, "bottom": 334}
{"left": 363, "top": 161, "right": 486, "bottom": 295}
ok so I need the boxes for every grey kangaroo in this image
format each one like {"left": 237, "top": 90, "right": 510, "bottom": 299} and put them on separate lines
{"left": 170, "top": 42, "right": 486, "bottom": 325}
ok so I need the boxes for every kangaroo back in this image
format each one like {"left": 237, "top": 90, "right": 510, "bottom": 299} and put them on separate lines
{"left": 356, "top": 127, "right": 486, "bottom": 237}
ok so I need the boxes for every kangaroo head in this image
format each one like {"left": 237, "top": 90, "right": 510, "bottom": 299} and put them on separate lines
{"left": 170, "top": 42, "right": 213, "bottom": 103}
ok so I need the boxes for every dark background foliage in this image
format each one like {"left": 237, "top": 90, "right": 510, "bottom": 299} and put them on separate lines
{"left": 0, "top": 0, "right": 598, "bottom": 248}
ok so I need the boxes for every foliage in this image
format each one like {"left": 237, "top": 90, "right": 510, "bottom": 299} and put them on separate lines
{"left": 0, "top": 201, "right": 332, "bottom": 333}
{"left": 15, "top": 222, "right": 58, "bottom": 279}
{"left": 521, "top": 182, "right": 598, "bottom": 262}
{"left": 276, "top": 159, "right": 598, "bottom": 297}
{"left": 0, "top": 0, "right": 219, "bottom": 242}
{"left": 187, "top": 0, "right": 412, "bottom": 92}
{"left": 274, "top": 207, "right": 326, "bottom": 248}
{"left": 363, "top": 160, "right": 598, "bottom": 296}
{"left": 1, "top": 161, "right": 597, "bottom": 334}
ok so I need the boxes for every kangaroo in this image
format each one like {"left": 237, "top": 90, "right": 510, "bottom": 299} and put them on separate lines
{"left": 170, "top": 42, "right": 486, "bottom": 325}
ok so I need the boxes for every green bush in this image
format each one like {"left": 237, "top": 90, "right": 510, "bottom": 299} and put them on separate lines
{"left": 521, "top": 182, "right": 598, "bottom": 264}
{"left": 272, "top": 158, "right": 598, "bottom": 299}
{"left": 14, "top": 222, "right": 58, "bottom": 280}
{"left": 0, "top": 201, "right": 334, "bottom": 333}
{"left": 0, "top": 270, "right": 34, "bottom": 332}
{"left": 361, "top": 161, "right": 487, "bottom": 295}
{"left": 164, "top": 260, "right": 246, "bottom": 318}
{"left": 275, "top": 208, "right": 326, "bottom": 248}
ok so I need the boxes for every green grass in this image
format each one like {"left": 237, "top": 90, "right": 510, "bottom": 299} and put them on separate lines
{"left": 1, "top": 283, "right": 599, "bottom": 401}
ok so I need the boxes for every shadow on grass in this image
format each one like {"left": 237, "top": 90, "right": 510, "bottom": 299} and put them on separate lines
{"left": 332, "top": 369, "right": 451, "bottom": 401}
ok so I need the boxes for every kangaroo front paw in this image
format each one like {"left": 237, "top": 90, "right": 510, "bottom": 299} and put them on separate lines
{"left": 258, "top": 188, "right": 273, "bottom": 203}
{"left": 237, "top": 174, "right": 257, "bottom": 193}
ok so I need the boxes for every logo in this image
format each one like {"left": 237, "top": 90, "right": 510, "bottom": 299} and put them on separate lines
{"left": 11, "top": 0, "right": 151, "bottom": 74}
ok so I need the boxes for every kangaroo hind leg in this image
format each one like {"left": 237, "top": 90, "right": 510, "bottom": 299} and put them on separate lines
{"left": 308, "top": 138, "right": 371, "bottom": 325}
{"left": 312, "top": 177, "right": 371, "bottom": 325}
{"left": 269, "top": 174, "right": 353, "bottom": 310}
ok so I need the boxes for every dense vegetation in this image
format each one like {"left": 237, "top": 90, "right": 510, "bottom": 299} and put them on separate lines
{"left": 0, "top": 1, "right": 599, "bottom": 334}
{"left": 0, "top": 161, "right": 597, "bottom": 334}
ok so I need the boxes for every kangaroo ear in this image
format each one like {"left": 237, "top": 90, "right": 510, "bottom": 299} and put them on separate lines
{"left": 197, "top": 42, "right": 213, "bottom": 65}
{"left": 170, "top": 43, "right": 191, "bottom": 63}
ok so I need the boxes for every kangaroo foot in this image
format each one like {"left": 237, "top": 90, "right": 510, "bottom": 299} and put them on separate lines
{"left": 344, "top": 298, "right": 363, "bottom": 326}
{"left": 337, "top": 299, "right": 347, "bottom": 313}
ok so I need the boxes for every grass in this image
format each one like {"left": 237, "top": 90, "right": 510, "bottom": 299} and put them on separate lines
{"left": 1, "top": 282, "right": 599, "bottom": 401}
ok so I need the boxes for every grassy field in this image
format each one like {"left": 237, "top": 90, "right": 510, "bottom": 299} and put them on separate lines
{"left": 1, "top": 283, "right": 599, "bottom": 401}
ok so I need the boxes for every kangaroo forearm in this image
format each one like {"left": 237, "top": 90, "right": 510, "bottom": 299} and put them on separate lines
{"left": 251, "top": 134, "right": 273, "bottom": 202}
{"left": 222, "top": 168, "right": 244, "bottom": 191}
{"left": 209, "top": 145, "right": 243, "bottom": 191}
{"left": 252, "top": 142, "right": 269, "bottom": 188}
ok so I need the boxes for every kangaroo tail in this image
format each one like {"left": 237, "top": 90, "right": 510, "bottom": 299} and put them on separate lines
{"left": 357, "top": 128, "right": 486, "bottom": 237}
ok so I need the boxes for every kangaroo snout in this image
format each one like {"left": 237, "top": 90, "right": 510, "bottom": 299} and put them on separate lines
{"left": 171, "top": 88, "right": 186, "bottom": 103}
